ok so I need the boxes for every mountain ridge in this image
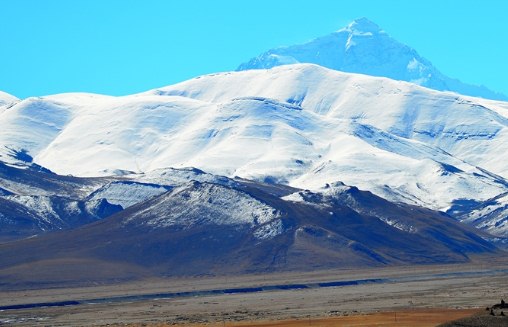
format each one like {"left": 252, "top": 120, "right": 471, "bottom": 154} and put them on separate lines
{"left": 0, "top": 161, "right": 499, "bottom": 289}
{"left": 2, "top": 64, "right": 508, "bottom": 237}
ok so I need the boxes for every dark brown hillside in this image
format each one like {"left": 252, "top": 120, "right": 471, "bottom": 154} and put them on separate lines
{"left": 0, "top": 178, "right": 499, "bottom": 290}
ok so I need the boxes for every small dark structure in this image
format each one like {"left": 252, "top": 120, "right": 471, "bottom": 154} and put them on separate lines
{"left": 492, "top": 299, "right": 508, "bottom": 310}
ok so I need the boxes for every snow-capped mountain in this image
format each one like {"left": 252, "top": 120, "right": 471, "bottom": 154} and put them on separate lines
{"left": 0, "top": 162, "right": 498, "bottom": 287}
{"left": 148, "top": 64, "right": 508, "bottom": 214}
{"left": 0, "top": 160, "right": 241, "bottom": 242}
{"left": 2, "top": 64, "right": 508, "bottom": 237}
{"left": 238, "top": 18, "right": 507, "bottom": 101}
{"left": 0, "top": 161, "right": 118, "bottom": 242}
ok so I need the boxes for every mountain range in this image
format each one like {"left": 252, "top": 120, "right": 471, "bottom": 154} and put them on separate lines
{"left": 0, "top": 162, "right": 497, "bottom": 288}
{"left": 1, "top": 63, "right": 508, "bottom": 238}
{"left": 1, "top": 18, "right": 507, "bottom": 285}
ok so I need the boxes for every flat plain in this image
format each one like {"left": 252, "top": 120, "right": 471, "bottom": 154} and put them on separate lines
{"left": 1, "top": 259, "right": 507, "bottom": 326}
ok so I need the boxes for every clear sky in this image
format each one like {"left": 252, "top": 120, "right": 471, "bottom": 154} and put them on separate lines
{"left": 1, "top": 0, "right": 507, "bottom": 99}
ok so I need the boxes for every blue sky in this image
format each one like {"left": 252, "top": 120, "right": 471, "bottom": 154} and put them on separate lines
{"left": 1, "top": 0, "right": 507, "bottom": 99}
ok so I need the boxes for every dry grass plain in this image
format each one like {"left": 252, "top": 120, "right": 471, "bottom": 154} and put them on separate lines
{"left": 1, "top": 260, "right": 507, "bottom": 326}
{"left": 115, "top": 308, "right": 483, "bottom": 327}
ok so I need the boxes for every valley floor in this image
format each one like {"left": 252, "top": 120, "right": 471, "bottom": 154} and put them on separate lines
{"left": 150, "top": 308, "right": 483, "bottom": 327}
{"left": 1, "top": 260, "right": 507, "bottom": 326}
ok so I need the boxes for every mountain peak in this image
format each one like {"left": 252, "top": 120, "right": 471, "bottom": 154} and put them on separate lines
{"left": 340, "top": 17, "right": 384, "bottom": 34}
{"left": 237, "top": 19, "right": 507, "bottom": 101}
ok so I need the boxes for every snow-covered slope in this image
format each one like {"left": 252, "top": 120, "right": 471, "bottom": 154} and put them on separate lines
{"left": 448, "top": 192, "right": 508, "bottom": 239}
{"left": 150, "top": 65, "right": 508, "bottom": 211}
{"left": 125, "top": 181, "right": 283, "bottom": 239}
{"left": 0, "top": 161, "right": 119, "bottom": 241}
{"left": 0, "top": 161, "right": 246, "bottom": 241}
{"left": 0, "top": 91, "right": 18, "bottom": 110}
{"left": 87, "top": 181, "right": 170, "bottom": 209}
{"left": 2, "top": 64, "right": 508, "bottom": 220}
{"left": 238, "top": 18, "right": 506, "bottom": 101}
{"left": 0, "top": 93, "right": 111, "bottom": 165}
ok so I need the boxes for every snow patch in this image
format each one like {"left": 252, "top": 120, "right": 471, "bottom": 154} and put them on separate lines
{"left": 87, "top": 181, "right": 170, "bottom": 209}
{"left": 378, "top": 217, "right": 417, "bottom": 233}
{"left": 253, "top": 219, "right": 284, "bottom": 240}
{"left": 6, "top": 195, "right": 61, "bottom": 225}
{"left": 132, "top": 182, "right": 281, "bottom": 229}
